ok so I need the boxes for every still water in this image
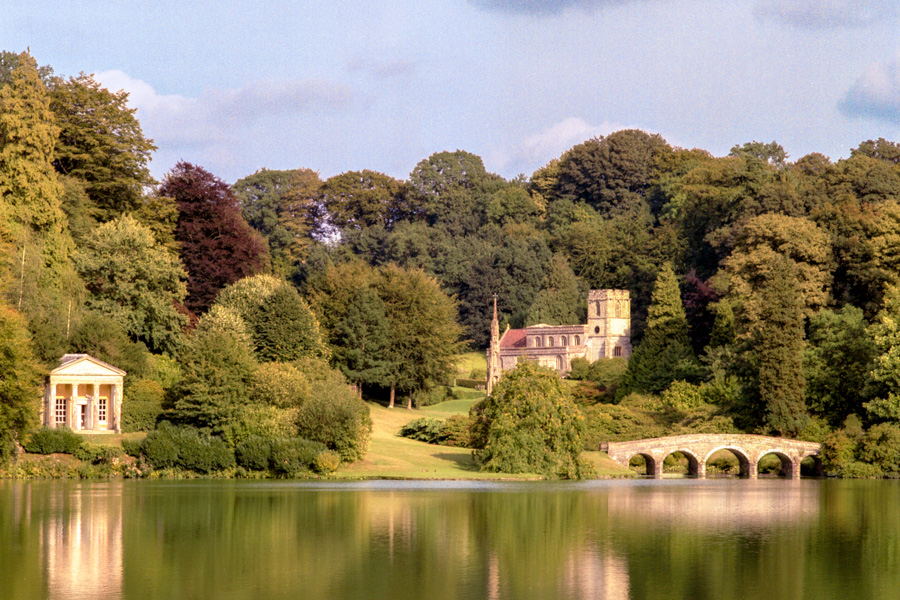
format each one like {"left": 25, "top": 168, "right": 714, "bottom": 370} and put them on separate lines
{"left": 1, "top": 478, "right": 898, "bottom": 600}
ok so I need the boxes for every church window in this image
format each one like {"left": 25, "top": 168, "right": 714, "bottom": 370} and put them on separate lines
{"left": 548, "top": 337, "right": 555, "bottom": 347}
{"left": 574, "top": 335, "right": 581, "bottom": 345}
{"left": 534, "top": 337, "right": 542, "bottom": 348}
{"left": 560, "top": 336, "right": 567, "bottom": 346}
{"left": 594, "top": 326, "right": 600, "bottom": 334}
{"left": 613, "top": 346, "right": 622, "bottom": 357}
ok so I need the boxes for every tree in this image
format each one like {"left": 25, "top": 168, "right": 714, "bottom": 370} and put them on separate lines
{"left": 805, "top": 306, "right": 876, "bottom": 426}
{"left": 375, "top": 265, "right": 463, "bottom": 408}
{"left": 472, "top": 362, "right": 590, "bottom": 479}
{"left": 160, "top": 162, "right": 269, "bottom": 314}
{"left": 526, "top": 254, "right": 584, "bottom": 326}
{"left": 69, "top": 311, "right": 149, "bottom": 380}
{"left": 554, "top": 130, "right": 670, "bottom": 216}
{"left": 757, "top": 257, "right": 808, "bottom": 436}
{"left": 618, "top": 263, "right": 698, "bottom": 396}
{"left": 319, "top": 170, "right": 417, "bottom": 231}
{"left": 48, "top": 73, "right": 156, "bottom": 220}
{"left": 0, "top": 303, "right": 41, "bottom": 462}
{"left": 214, "top": 274, "right": 328, "bottom": 362}
{"left": 74, "top": 215, "right": 188, "bottom": 355}
{"left": 864, "top": 286, "right": 900, "bottom": 422}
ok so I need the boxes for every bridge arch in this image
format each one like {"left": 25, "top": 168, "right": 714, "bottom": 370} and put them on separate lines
{"left": 704, "top": 446, "right": 752, "bottom": 478}
{"left": 663, "top": 449, "right": 702, "bottom": 477}
{"left": 757, "top": 449, "right": 797, "bottom": 478}
{"left": 627, "top": 452, "right": 659, "bottom": 477}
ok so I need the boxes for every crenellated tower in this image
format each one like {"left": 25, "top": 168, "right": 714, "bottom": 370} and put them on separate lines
{"left": 585, "top": 289, "right": 632, "bottom": 360}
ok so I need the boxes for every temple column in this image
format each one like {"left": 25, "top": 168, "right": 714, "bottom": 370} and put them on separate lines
{"left": 89, "top": 383, "right": 99, "bottom": 431}
{"left": 46, "top": 382, "right": 56, "bottom": 427}
{"left": 67, "top": 383, "right": 77, "bottom": 430}
{"left": 112, "top": 384, "right": 121, "bottom": 433}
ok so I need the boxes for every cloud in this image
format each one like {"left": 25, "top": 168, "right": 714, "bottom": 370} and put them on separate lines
{"left": 94, "top": 70, "right": 354, "bottom": 177}
{"left": 754, "top": 0, "right": 896, "bottom": 28}
{"left": 839, "top": 55, "right": 900, "bottom": 123}
{"left": 347, "top": 58, "right": 416, "bottom": 80}
{"left": 490, "top": 117, "right": 629, "bottom": 174}
{"left": 469, "top": 0, "right": 642, "bottom": 16}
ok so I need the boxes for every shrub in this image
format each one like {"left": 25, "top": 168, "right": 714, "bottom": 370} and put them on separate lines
{"left": 296, "top": 382, "right": 372, "bottom": 462}
{"left": 227, "top": 404, "right": 297, "bottom": 446}
{"left": 840, "top": 461, "right": 883, "bottom": 479}
{"left": 23, "top": 427, "right": 84, "bottom": 455}
{"left": 567, "top": 357, "right": 592, "bottom": 381}
{"left": 122, "top": 379, "right": 166, "bottom": 432}
{"left": 313, "top": 450, "right": 341, "bottom": 474}
{"left": 270, "top": 437, "right": 326, "bottom": 476}
{"left": 821, "top": 430, "right": 856, "bottom": 475}
{"left": 235, "top": 435, "right": 273, "bottom": 471}
{"left": 248, "top": 362, "right": 310, "bottom": 408}
{"left": 140, "top": 427, "right": 180, "bottom": 469}
{"left": 860, "top": 423, "right": 900, "bottom": 473}
{"left": 174, "top": 429, "right": 235, "bottom": 473}
{"left": 440, "top": 414, "right": 472, "bottom": 447}
{"left": 455, "top": 378, "right": 485, "bottom": 390}
{"left": 399, "top": 418, "right": 445, "bottom": 443}
{"left": 121, "top": 438, "right": 143, "bottom": 458}
{"left": 414, "top": 386, "right": 451, "bottom": 407}
{"left": 75, "top": 443, "right": 125, "bottom": 465}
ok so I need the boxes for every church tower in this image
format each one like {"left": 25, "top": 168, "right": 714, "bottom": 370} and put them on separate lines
{"left": 486, "top": 294, "right": 501, "bottom": 395}
{"left": 585, "top": 289, "right": 632, "bottom": 361}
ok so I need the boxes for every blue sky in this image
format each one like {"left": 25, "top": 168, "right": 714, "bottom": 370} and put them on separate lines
{"left": 5, "top": 0, "right": 900, "bottom": 184}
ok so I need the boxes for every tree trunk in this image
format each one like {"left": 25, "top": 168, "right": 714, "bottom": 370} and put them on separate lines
{"left": 358, "top": 383, "right": 363, "bottom": 401}
{"left": 389, "top": 385, "right": 395, "bottom": 408}
{"left": 406, "top": 390, "right": 413, "bottom": 410}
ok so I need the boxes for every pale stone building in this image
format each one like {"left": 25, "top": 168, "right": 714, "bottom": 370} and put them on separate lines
{"left": 486, "top": 290, "right": 632, "bottom": 394}
{"left": 43, "top": 354, "right": 125, "bottom": 433}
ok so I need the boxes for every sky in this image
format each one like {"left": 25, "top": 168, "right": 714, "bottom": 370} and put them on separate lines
{"left": 5, "top": 0, "right": 900, "bottom": 184}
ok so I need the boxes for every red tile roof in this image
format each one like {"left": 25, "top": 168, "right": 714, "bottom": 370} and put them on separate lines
{"left": 499, "top": 328, "right": 527, "bottom": 349}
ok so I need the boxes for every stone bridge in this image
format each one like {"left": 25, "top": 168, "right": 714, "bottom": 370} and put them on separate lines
{"left": 602, "top": 434, "right": 822, "bottom": 479}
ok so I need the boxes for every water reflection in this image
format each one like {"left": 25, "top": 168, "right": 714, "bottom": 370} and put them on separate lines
{"left": 1, "top": 479, "right": 899, "bottom": 600}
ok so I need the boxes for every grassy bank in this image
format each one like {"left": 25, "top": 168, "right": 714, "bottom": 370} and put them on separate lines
{"left": 335, "top": 399, "right": 634, "bottom": 480}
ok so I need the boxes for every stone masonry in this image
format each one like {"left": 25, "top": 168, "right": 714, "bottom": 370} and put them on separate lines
{"left": 604, "top": 434, "right": 822, "bottom": 479}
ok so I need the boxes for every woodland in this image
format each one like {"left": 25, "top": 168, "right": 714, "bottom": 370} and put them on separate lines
{"left": 3, "top": 49, "right": 900, "bottom": 478}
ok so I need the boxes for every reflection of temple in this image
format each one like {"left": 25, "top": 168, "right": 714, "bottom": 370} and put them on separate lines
{"left": 43, "top": 483, "right": 123, "bottom": 599}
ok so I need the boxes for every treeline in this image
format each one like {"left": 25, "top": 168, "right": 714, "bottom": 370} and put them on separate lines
{"left": 4, "top": 48, "right": 900, "bottom": 476}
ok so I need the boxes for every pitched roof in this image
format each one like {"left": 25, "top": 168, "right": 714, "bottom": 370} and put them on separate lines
{"left": 50, "top": 354, "right": 127, "bottom": 377}
{"left": 499, "top": 328, "right": 527, "bottom": 349}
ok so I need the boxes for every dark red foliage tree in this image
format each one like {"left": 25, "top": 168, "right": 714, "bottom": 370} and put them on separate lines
{"left": 160, "top": 162, "right": 268, "bottom": 314}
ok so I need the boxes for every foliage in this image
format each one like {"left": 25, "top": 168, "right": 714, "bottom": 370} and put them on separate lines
{"left": 865, "top": 286, "right": 900, "bottom": 422}
{"left": 48, "top": 73, "right": 156, "bottom": 220}
{"left": 121, "top": 379, "right": 165, "bottom": 432}
{"left": 160, "top": 161, "right": 268, "bottom": 313}
{"left": 859, "top": 423, "right": 900, "bottom": 474}
{"left": 757, "top": 257, "right": 809, "bottom": 436}
{"left": 473, "top": 362, "right": 591, "bottom": 479}
{"left": 248, "top": 362, "right": 310, "bottom": 408}
{"left": 69, "top": 311, "right": 149, "bottom": 379}
{"left": 320, "top": 169, "right": 415, "bottom": 230}
{"left": 295, "top": 370, "right": 372, "bottom": 462}
{"left": 139, "top": 424, "right": 235, "bottom": 473}
{"left": 235, "top": 435, "right": 273, "bottom": 471}
{"left": 270, "top": 437, "right": 327, "bottom": 477}
{"left": 74, "top": 215, "right": 188, "bottom": 354}
{"left": 400, "top": 415, "right": 472, "bottom": 447}
{"left": 619, "top": 264, "right": 699, "bottom": 396}
{"left": 0, "top": 304, "right": 42, "bottom": 461}
{"left": 526, "top": 254, "right": 583, "bottom": 326}
{"left": 23, "top": 427, "right": 83, "bottom": 454}
{"left": 312, "top": 449, "right": 341, "bottom": 474}
{"left": 399, "top": 417, "right": 446, "bottom": 443}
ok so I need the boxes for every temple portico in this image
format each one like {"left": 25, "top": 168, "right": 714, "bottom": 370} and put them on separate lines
{"left": 44, "top": 354, "right": 126, "bottom": 433}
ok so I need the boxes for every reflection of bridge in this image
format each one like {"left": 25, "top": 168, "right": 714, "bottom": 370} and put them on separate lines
{"left": 603, "top": 434, "right": 821, "bottom": 479}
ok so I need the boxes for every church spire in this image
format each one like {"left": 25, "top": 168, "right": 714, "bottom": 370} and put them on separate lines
{"left": 487, "top": 293, "right": 501, "bottom": 395}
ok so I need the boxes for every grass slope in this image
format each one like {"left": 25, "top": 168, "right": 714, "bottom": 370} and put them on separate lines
{"left": 336, "top": 399, "right": 634, "bottom": 480}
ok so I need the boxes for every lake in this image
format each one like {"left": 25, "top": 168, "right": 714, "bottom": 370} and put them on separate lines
{"left": 2, "top": 478, "right": 898, "bottom": 599}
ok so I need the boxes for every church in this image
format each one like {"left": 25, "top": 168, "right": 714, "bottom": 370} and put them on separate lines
{"left": 486, "top": 289, "right": 632, "bottom": 394}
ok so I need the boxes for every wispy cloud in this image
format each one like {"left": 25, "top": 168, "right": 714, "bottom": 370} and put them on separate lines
{"left": 490, "top": 117, "right": 630, "bottom": 174}
{"left": 754, "top": 0, "right": 896, "bottom": 28}
{"left": 94, "top": 70, "right": 354, "bottom": 176}
{"left": 839, "top": 55, "right": 900, "bottom": 123}
{"left": 469, "top": 0, "right": 644, "bottom": 16}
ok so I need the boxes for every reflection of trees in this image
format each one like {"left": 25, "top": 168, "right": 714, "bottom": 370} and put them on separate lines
{"left": 4, "top": 480, "right": 900, "bottom": 599}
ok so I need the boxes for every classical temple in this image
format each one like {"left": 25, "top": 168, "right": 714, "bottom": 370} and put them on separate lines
{"left": 486, "top": 289, "right": 632, "bottom": 394}
{"left": 43, "top": 354, "right": 126, "bottom": 433}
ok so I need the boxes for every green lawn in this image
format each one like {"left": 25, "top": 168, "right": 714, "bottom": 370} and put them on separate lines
{"left": 335, "top": 399, "right": 634, "bottom": 480}
{"left": 456, "top": 351, "right": 486, "bottom": 377}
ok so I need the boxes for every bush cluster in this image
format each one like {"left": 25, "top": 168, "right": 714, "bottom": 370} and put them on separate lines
{"left": 24, "top": 427, "right": 84, "bottom": 454}
{"left": 121, "top": 379, "right": 165, "bottom": 432}
{"left": 296, "top": 382, "right": 372, "bottom": 462}
{"left": 234, "top": 434, "right": 339, "bottom": 476}
{"left": 399, "top": 415, "right": 472, "bottom": 447}
{"left": 139, "top": 424, "right": 235, "bottom": 473}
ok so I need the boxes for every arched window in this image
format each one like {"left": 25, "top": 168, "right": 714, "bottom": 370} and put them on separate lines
{"left": 534, "top": 336, "right": 542, "bottom": 348}
{"left": 560, "top": 336, "right": 567, "bottom": 346}
{"left": 548, "top": 337, "right": 555, "bottom": 347}
{"left": 574, "top": 335, "right": 581, "bottom": 346}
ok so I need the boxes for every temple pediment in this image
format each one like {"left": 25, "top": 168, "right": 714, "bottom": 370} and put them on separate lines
{"left": 50, "top": 354, "right": 127, "bottom": 378}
